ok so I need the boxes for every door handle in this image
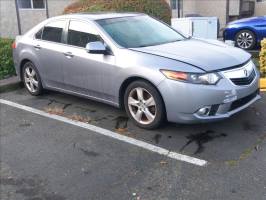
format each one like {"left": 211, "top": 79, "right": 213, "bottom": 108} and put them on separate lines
{"left": 63, "top": 52, "right": 74, "bottom": 58}
{"left": 34, "top": 44, "right": 41, "bottom": 50}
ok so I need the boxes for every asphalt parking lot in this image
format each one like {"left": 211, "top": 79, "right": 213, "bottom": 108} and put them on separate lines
{"left": 1, "top": 87, "right": 266, "bottom": 200}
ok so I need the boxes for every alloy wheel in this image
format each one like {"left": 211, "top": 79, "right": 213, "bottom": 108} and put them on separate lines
{"left": 128, "top": 87, "right": 157, "bottom": 125}
{"left": 24, "top": 63, "right": 39, "bottom": 93}
{"left": 236, "top": 32, "right": 254, "bottom": 49}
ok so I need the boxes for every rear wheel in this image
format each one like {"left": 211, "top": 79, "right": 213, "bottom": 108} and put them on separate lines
{"left": 22, "top": 61, "right": 43, "bottom": 96}
{"left": 124, "top": 80, "right": 165, "bottom": 129}
{"left": 235, "top": 30, "right": 256, "bottom": 50}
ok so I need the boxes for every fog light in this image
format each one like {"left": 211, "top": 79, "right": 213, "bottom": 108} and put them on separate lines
{"left": 197, "top": 106, "right": 211, "bottom": 116}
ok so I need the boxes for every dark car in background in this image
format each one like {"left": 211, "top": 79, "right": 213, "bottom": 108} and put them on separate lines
{"left": 224, "top": 16, "right": 266, "bottom": 50}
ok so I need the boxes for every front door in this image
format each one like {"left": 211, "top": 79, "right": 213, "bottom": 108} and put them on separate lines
{"left": 61, "top": 20, "right": 115, "bottom": 100}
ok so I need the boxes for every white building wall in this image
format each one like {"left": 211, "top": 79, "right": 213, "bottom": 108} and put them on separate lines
{"left": 19, "top": 10, "right": 47, "bottom": 34}
{"left": 0, "top": 0, "right": 18, "bottom": 38}
{"left": 194, "top": 0, "right": 228, "bottom": 27}
{"left": 229, "top": 0, "right": 240, "bottom": 16}
{"left": 254, "top": 1, "right": 266, "bottom": 16}
{"left": 0, "top": 0, "right": 74, "bottom": 38}
{"left": 182, "top": 0, "right": 196, "bottom": 17}
{"left": 168, "top": 0, "right": 227, "bottom": 28}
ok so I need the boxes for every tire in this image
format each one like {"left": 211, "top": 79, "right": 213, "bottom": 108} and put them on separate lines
{"left": 235, "top": 30, "right": 256, "bottom": 50}
{"left": 124, "top": 80, "right": 165, "bottom": 129}
{"left": 22, "top": 61, "right": 43, "bottom": 96}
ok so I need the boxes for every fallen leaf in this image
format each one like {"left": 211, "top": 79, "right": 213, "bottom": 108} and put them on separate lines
{"left": 160, "top": 161, "right": 168, "bottom": 165}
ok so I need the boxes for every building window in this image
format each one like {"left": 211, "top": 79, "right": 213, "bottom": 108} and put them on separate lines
{"left": 18, "top": 0, "right": 45, "bottom": 9}
{"left": 257, "top": 0, "right": 266, "bottom": 2}
{"left": 171, "top": 0, "right": 183, "bottom": 17}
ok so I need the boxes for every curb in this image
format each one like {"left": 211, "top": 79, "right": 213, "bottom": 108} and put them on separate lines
{"left": 0, "top": 76, "right": 23, "bottom": 93}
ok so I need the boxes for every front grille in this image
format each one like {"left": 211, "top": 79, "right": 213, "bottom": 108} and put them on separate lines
{"left": 230, "top": 69, "right": 256, "bottom": 86}
{"left": 229, "top": 89, "right": 259, "bottom": 111}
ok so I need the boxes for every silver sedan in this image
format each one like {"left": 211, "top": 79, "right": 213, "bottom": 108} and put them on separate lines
{"left": 13, "top": 13, "right": 261, "bottom": 129}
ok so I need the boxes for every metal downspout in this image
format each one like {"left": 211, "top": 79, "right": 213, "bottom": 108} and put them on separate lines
{"left": 14, "top": 0, "right": 22, "bottom": 35}
{"left": 45, "top": 0, "right": 49, "bottom": 18}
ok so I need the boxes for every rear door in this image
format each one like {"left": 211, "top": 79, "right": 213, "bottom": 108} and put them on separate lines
{"left": 33, "top": 20, "right": 67, "bottom": 88}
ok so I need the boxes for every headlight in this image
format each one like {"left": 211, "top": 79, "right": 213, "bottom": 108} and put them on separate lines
{"left": 160, "top": 70, "right": 222, "bottom": 85}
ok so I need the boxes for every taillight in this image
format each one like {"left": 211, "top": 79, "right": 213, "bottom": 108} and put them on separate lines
{"left": 12, "top": 41, "right": 16, "bottom": 49}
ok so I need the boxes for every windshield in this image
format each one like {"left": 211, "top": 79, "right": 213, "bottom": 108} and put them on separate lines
{"left": 96, "top": 15, "right": 186, "bottom": 48}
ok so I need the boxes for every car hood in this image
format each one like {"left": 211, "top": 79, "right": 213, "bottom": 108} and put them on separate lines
{"left": 132, "top": 39, "right": 251, "bottom": 72}
{"left": 228, "top": 16, "right": 266, "bottom": 24}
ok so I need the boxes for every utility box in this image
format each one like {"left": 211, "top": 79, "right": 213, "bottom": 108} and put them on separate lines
{"left": 171, "top": 17, "right": 218, "bottom": 39}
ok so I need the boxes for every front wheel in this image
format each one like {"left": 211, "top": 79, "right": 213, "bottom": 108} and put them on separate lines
{"left": 124, "top": 80, "right": 165, "bottom": 129}
{"left": 235, "top": 30, "right": 256, "bottom": 50}
{"left": 22, "top": 61, "right": 43, "bottom": 96}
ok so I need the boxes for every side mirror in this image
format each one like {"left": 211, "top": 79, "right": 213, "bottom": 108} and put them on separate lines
{"left": 86, "top": 41, "right": 107, "bottom": 54}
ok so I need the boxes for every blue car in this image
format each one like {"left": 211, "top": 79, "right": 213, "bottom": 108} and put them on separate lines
{"left": 224, "top": 16, "right": 266, "bottom": 50}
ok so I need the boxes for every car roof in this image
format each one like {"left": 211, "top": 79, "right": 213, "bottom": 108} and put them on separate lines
{"left": 56, "top": 12, "right": 144, "bottom": 21}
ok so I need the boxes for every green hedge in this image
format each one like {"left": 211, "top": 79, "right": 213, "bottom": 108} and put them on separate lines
{"left": 64, "top": 0, "right": 171, "bottom": 24}
{"left": 0, "top": 38, "right": 16, "bottom": 79}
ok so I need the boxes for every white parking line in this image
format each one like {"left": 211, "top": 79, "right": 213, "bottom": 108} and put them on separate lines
{"left": 0, "top": 99, "right": 208, "bottom": 167}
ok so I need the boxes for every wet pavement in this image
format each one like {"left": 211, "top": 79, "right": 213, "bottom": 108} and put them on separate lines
{"left": 1, "top": 88, "right": 266, "bottom": 200}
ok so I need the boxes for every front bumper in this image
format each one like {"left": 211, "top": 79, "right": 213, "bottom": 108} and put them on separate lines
{"left": 158, "top": 68, "right": 261, "bottom": 124}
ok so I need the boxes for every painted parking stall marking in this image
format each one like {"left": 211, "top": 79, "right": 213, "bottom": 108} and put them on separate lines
{"left": 0, "top": 99, "right": 208, "bottom": 167}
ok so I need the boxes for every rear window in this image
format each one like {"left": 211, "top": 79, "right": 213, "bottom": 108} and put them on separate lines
{"left": 41, "top": 20, "right": 65, "bottom": 43}
{"left": 35, "top": 28, "right": 43, "bottom": 39}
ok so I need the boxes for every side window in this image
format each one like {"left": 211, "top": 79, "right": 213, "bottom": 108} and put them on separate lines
{"left": 35, "top": 28, "right": 43, "bottom": 39}
{"left": 67, "top": 20, "right": 102, "bottom": 48}
{"left": 42, "top": 20, "right": 65, "bottom": 43}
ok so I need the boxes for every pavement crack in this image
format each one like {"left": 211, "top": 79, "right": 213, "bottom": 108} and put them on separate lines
{"left": 62, "top": 103, "right": 72, "bottom": 110}
{"left": 44, "top": 98, "right": 72, "bottom": 114}
{"left": 46, "top": 98, "right": 72, "bottom": 110}
{"left": 78, "top": 147, "right": 100, "bottom": 157}
{"left": 153, "top": 134, "right": 162, "bottom": 144}
{"left": 225, "top": 134, "right": 266, "bottom": 166}
{"left": 114, "top": 116, "right": 128, "bottom": 132}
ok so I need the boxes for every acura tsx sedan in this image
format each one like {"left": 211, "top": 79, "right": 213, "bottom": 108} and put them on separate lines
{"left": 13, "top": 13, "right": 261, "bottom": 129}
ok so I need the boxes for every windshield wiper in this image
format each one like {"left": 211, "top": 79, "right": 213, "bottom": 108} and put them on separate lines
{"left": 138, "top": 45, "right": 149, "bottom": 48}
